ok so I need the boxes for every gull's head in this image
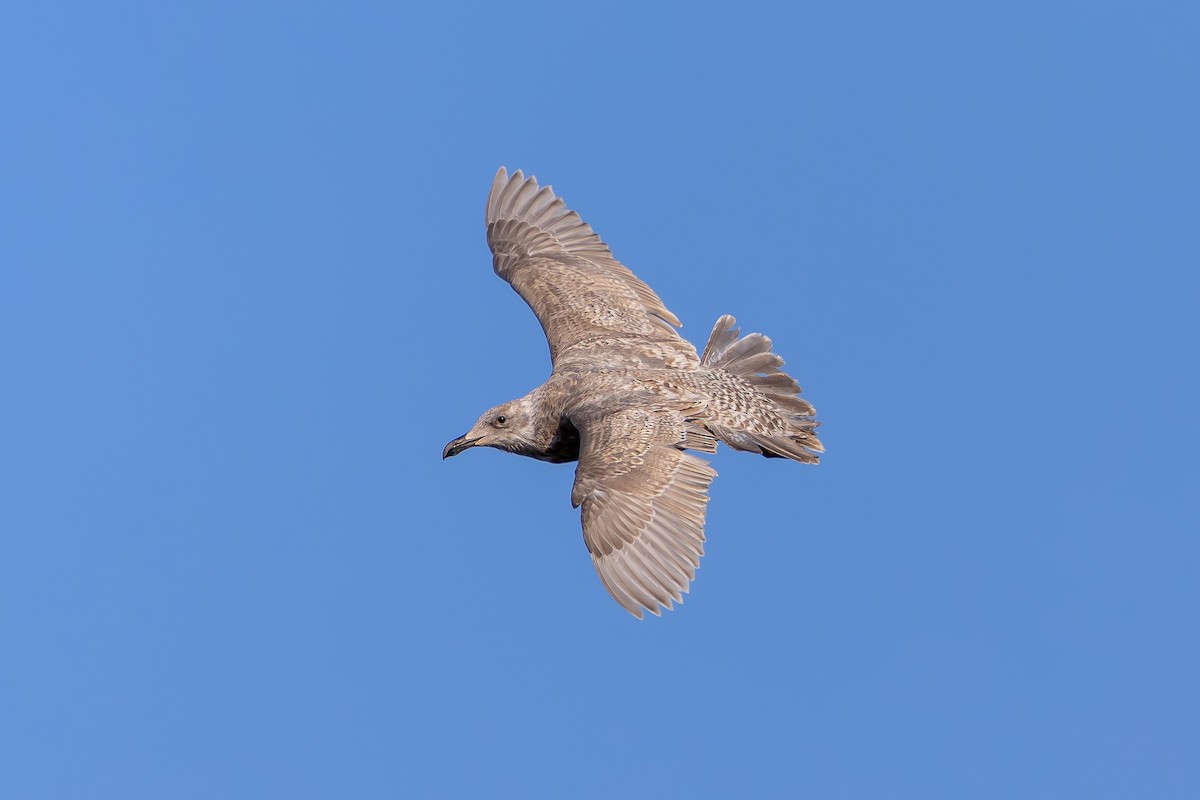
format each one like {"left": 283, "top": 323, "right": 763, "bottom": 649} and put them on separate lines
{"left": 442, "top": 398, "right": 539, "bottom": 459}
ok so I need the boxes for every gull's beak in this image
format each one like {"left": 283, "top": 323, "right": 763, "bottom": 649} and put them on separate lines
{"left": 442, "top": 434, "right": 482, "bottom": 459}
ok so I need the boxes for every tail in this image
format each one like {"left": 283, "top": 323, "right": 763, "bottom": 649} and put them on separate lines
{"left": 700, "top": 315, "right": 823, "bottom": 463}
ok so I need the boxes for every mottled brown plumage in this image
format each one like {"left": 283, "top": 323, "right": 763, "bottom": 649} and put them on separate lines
{"left": 443, "top": 168, "right": 823, "bottom": 618}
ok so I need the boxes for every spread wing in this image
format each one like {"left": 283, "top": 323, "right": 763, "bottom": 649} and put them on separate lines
{"left": 485, "top": 167, "right": 699, "bottom": 371}
{"left": 571, "top": 409, "right": 717, "bottom": 618}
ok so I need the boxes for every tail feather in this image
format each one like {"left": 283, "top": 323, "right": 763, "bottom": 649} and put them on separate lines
{"left": 700, "top": 315, "right": 823, "bottom": 463}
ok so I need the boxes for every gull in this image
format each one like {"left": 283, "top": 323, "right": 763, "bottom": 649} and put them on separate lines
{"left": 443, "top": 168, "right": 822, "bottom": 618}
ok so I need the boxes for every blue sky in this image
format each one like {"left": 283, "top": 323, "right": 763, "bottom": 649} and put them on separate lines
{"left": 2, "top": 2, "right": 1197, "bottom": 797}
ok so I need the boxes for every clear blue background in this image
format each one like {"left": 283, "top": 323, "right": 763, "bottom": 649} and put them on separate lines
{"left": 2, "top": 2, "right": 1197, "bottom": 797}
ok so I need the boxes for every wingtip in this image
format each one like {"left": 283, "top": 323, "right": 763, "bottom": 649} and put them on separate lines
{"left": 488, "top": 167, "right": 545, "bottom": 223}
{"left": 492, "top": 166, "right": 511, "bottom": 192}
{"left": 493, "top": 166, "right": 528, "bottom": 183}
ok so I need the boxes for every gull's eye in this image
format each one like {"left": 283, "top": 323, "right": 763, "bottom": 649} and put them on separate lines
{"left": 495, "top": 414, "right": 507, "bottom": 425}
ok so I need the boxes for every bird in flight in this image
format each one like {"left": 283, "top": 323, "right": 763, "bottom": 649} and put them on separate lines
{"left": 443, "top": 168, "right": 823, "bottom": 618}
